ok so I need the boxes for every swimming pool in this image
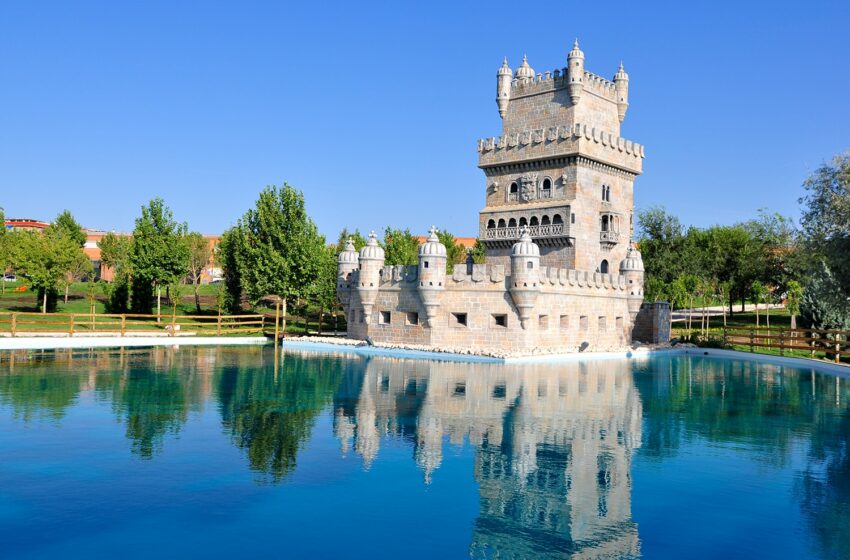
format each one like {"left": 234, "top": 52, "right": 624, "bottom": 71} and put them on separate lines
{"left": 0, "top": 346, "right": 847, "bottom": 559}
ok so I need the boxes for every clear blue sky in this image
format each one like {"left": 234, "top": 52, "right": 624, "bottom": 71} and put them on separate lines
{"left": 1, "top": 1, "right": 848, "bottom": 238}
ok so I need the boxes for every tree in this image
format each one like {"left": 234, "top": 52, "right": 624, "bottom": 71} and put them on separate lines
{"left": 184, "top": 232, "right": 211, "bottom": 313}
{"left": 311, "top": 245, "right": 339, "bottom": 335}
{"left": 471, "top": 239, "right": 486, "bottom": 264}
{"left": 61, "top": 250, "right": 93, "bottom": 304}
{"left": 129, "top": 198, "right": 189, "bottom": 318}
{"left": 224, "top": 184, "right": 325, "bottom": 326}
{"left": 382, "top": 227, "right": 419, "bottom": 266}
{"left": 10, "top": 229, "right": 80, "bottom": 313}
{"left": 0, "top": 207, "right": 9, "bottom": 294}
{"left": 636, "top": 206, "right": 685, "bottom": 286}
{"left": 800, "top": 263, "right": 850, "bottom": 330}
{"left": 799, "top": 151, "right": 850, "bottom": 295}
{"left": 51, "top": 210, "right": 87, "bottom": 248}
{"left": 335, "top": 228, "right": 367, "bottom": 254}
{"left": 436, "top": 229, "right": 466, "bottom": 274}
{"left": 786, "top": 280, "right": 803, "bottom": 330}
{"left": 751, "top": 281, "right": 767, "bottom": 327}
{"left": 218, "top": 227, "right": 244, "bottom": 314}
{"left": 99, "top": 232, "right": 133, "bottom": 312}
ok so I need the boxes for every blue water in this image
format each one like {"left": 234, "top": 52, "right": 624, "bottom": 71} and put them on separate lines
{"left": 0, "top": 346, "right": 848, "bottom": 559}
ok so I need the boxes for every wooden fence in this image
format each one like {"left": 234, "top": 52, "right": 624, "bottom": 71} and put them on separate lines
{"left": 721, "top": 326, "right": 850, "bottom": 363}
{"left": 0, "top": 312, "right": 267, "bottom": 338}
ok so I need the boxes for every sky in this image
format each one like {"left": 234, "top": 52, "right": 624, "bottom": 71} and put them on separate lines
{"left": 1, "top": 0, "right": 848, "bottom": 238}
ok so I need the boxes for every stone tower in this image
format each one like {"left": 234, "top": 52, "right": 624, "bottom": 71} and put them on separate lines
{"left": 356, "top": 231, "right": 384, "bottom": 324}
{"left": 477, "top": 41, "right": 644, "bottom": 275}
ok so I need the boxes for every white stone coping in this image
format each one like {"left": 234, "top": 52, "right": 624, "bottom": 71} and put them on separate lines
{"left": 0, "top": 336, "right": 270, "bottom": 351}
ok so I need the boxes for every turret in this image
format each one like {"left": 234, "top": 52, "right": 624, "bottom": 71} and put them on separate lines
{"left": 337, "top": 237, "right": 359, "bottom": 311}
{"left": 515, "top": 54, "right": 535, "bottom": 83}
{"left": 496, "top": 57, "right": 512, "bottom": 119}
{"left": 619, "top": 244, "right": 645, "bottom": 322}
{"left": 567, "top": 39, "right": 585, "bottom": 105}
{"left": 614, "top": 62, "right": 629, "bottom": 123}
{"left": 509, "top": 227, "right": 540, "bottom": 329}
{"left": 356, "top": 231, "right": 385, "bottom": 324}
{"left": 417, "top": 226, "right": 447, "bottom": 327}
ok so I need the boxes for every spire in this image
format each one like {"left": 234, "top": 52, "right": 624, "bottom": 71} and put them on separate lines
{"left": 615, "top": 61, "right": 629, "bottom": 81}
{"left": 515, "top": 54, "right": 535, "bottom": 80}
{"left": 569, "top": 38, "right": 584, "bottom": 60}
{"left": 498, "top": 56, "right": 512, "bottom": 76}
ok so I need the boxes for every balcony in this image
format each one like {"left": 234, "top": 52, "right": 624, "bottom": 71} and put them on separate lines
{"left": 484, "top": 223, "right": 566, "bottom": 240}
{"left": 600, "top": 230, "right": 621, "bottom": 244}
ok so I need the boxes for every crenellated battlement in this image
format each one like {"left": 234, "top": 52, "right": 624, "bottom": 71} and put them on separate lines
{"left": 509, "top": 68, "right": 618, "bottom": 102}
{"left": 446, "top": 264, "right": 626, "bottom": 293}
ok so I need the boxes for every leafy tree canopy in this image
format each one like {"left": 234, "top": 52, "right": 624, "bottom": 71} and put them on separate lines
{"left": 382, "top": 227, "right": 419, "bottom": 266}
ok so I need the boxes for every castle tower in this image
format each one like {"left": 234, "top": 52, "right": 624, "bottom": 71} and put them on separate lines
{"left": 337, "top": 238, "right": 359, "bottom": 311}
{"left": 509, "top": 227, "right": 540, "bottom": 329}
{"left": 417, "top": 226, "right": 447, "bottom": 327}
{"left": 567, "top": 39, "right": 585, "bottom": 105}
{"left": 356, "top": 231, "right": 384, "bottom": 324}
{"left": 515, "top": 54, "right": 535, "bottom": 83}
{"left": 496, "top": 58, "right": 513, "bottom": 119}
{"left": 614, "top": 62, "right": 629, "bottom": 123}
{"left": 619, "top": 245, "right": 644, "bottom": 323}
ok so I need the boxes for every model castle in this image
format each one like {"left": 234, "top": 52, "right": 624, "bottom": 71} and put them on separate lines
{"left": 337, "top": 42, "right": 669, "bottom": 353}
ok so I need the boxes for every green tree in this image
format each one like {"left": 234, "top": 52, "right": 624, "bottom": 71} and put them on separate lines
{"left": 184, "top": 232, "right": 211, "bottom": 313}
{"left": 335, "top": 228, "right": 367, "bottom": 253}
{"left": 60, "top": 249, "right": 93, "bottom": 304}
{"left": 799, "top": 151, "right": 850, "bottom": 294}
{"left": 800, "top": 263, "right": 850, "bottom": 330}
{"left": 10, "top": 229, "right": 80, "bottom": 313}
{"left": 785, "top": 279, "right": 803, "bottom": 330}
{"left": 471, "top": 239, "right": 486, "bottom": 264}
{"left": 224, "top": 184, "right": 325, "bottom": 326}
{"left": 636, "top": 206, "right": 686, "bottom": 286}
{"left": 750, "top": 280, "right": 767, "bottom": 327}
{"left": 99, "top": 232, "right": 133, "bottom": 312}
{"left": 311, "top": 244, "right": 339, "bottom": 335}
{"left": 0, "top": 207, "right": 9, "bottom": 294}
{"left": 218, "top": 227, "right": 244, "bottom": 314}
{"left": 436, "top": 229, "right": 466, "bottom": 274}
{"left": 382, "top": 227, "right": 419, "bottom": 266}
{"left": 129, "top": 198, "right": 189, "bottom": 318}
{"left": 51, "top": 210, "right": 87, "bottom": 248}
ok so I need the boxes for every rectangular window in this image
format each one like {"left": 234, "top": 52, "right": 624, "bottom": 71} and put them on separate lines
{"left": 452, "top": 312, "right": 468, "bottom": 327}
{"left": 406, "top": 312, "right": 419, "bottom": 326}
{"left": 616, "top": 316, "right": 624, "bottom": 330}
{"left": 539, "top": 315, "right": 548, "bottom": 329}
{"left": 492, "top": 384, "right": 506, "bottom": 399}
{"left": 571, "top": 213, "right": 576, "bottom": 224}
{"left": 560, "top": 315, "right": 569, "bottom": 330}
{"left": 492, "top": 314, "right": 507, "bottom": 328}
{"left": 379, "top": 311, "right": 391, "bottom": 325}
{"left": 423, "top": 261, "right": 429, "bottom": 268}
{"left": 453, "top": 382, "right": 466, "bottom": 397}
{"left": 598, "top": 316, "right": 607, "bottom": 330}
{"left": 359, "top": 310, "right": 365, "bottom": 324}
{"left": 580, "top": 315, "right": 588, "bottom": 330}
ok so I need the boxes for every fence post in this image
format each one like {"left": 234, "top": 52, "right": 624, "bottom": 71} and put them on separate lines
{"left": 11, "top": 313, "right": 16, "bottom": 337}
{"left": 810, "top": 332, "right": 816, "bottom": 359}
{"left": 274, "top": 301, "right": 281, "bottom": 341}
{"left": 217, "top": 315, "right": 222, "bottom": 336}
{"left": 121, "top": 315, "right": 126, "bottom": 337}
{"left": 837, "top": 337, "right": 841, "bottom": 364}
{"left": 69, "top": 314, "right": 75, "bottom": 337}
{"left": 749, "top": 329, "right": 754, "bottom": 353}
{"left": 779, "top": 330, "right": 784, "bottom": 356}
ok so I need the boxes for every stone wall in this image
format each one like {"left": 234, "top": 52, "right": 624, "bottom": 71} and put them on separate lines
{"left": 632, "top": 302, "right": 671, "bottom": 344}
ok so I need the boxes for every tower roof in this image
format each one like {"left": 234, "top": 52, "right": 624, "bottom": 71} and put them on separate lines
{"left": 568, "top": 38, "right": 584, "bottom": 60}
{"left": 615, "top": 61, "right": 629, "bottom": 81}
{"left": 511, "top": 227, "right": 540, "bottom": 257}
{"left": 338, "top": 237, "right": 360, "bottom": 265}
{"left": 498, "top": 57, "right": 513, "bottom": 76}
{"left": 619, "top": 245, "right": 644, "bottom": 272}
{"left": 419, "top": 226, "right": 447, "bottom": 258}
{"left": 359, "top": 231, "right": 385, "bottom": 261}
{"left": 515, "top": 55, "right": 535, "bottom": 79}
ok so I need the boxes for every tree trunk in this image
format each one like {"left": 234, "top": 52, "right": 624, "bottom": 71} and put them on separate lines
{"left": 791, "top": 314, "right": 797, "bottom": 330}
{"left": 318, "top": 306, "right": 324, "bottom": 335}
{"left": 156, "top": 284, "right": 162, "bottom": 324}
{"left": 755, "top": 303, "right": 759, "bottom": 327}
{"left": 64, "top": 284, "right": 69, "bottom": 304}
{"left": 333, "top": 310, "right": 338, "bottom": 336}
{"left": 42, "top": 289, "right": 48, "bottom": 314}
{"left": 281, "top": 298, "right": 287, "bottom": 338}
{"left": 766, "top": 304, "right": 770, "bottom": 329}
{"left": 194, "top": 281, "right": 201, "bottom": 314}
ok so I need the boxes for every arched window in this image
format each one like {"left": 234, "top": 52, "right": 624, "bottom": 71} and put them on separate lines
{"left": 519, "top": 217, "right": 528, "bottom": 226}
{"left": 600, "top": 260, "right": 609, "bottom": 274}
{"left": 498, "top": 218, "right": 506, "bottom": 228}
{"left": 541, "top": 178, "right": 552, "bottom": 199}
{"left": 530, "top": 216, "right": 539, "bottom": 226}
{"left": 601, "top": 215, "right": 609, "bottom": 231}
{"left": 487, "top": 219, "right": 496, "bottom": 229}
{"left": 509, "top": 182, "right": 519, "bottom": 201}
{"left": 606, "top": 186, "right": 612, "bottom": 202}
{"left": 601, "top": 185, "right": 606, "bottom": 200}
{"left": 508, "top": 218, "right": 517, "bottom": 227}
{"left": 553, "top": 214, "right": 563, "bottom": 224}
{"left": 541, "top": 215, "right": 551, "bottom": 225}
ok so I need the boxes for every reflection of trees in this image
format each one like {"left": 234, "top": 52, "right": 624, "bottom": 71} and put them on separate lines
{"left": 217, "top": 351, "right": 344, "bottom": 482}
{"left": 0, "top": 351, "right": 83, "bottom": 421}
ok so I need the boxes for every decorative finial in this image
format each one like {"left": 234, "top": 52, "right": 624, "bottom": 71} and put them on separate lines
{"left": 367, "top": 230, "right": 378, "bottom": 244}
{"left": 503, "top": 56, "right": 508, "bottom": 65}
{"left": 344, "top": 237, "right": 355, "bottom": 251}
{"left": 523, "top": 53, "right": 527, "bottom": 62}
{"left": 428, "top": 225, "right": 439, "bottom": 240}
{"left": 619, "top": 61, "right": 624, "bottom": 71}
{"left": 574, "top": 38, "right": 579, "bottom": 49}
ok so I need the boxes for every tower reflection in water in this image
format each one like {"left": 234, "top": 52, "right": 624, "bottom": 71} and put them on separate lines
{"left": 330, "top": 354, "right": 642, "bottom": 559}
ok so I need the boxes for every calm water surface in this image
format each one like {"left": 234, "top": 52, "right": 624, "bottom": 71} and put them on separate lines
{"left": 0, "top": 346, "right": 848, "bottom": 559}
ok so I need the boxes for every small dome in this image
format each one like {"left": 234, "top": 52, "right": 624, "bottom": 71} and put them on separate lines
{"left": 338, "top": 237, "right": 359, "bottom": 265}
{"left": 614, "top": 61, "right": 629, "bottom": 81}
{"left": 419, "top": 226, "right": 447, "bottom": 258}
{"left": 511, "top": 227, "right": 540, "bottom": 257}
{"left": 619, "top": 245, "right": 644, "bottom": 272}
{"left": 498, "top": 57, "right": 513, "bottom": 76}
{"left": 359, "top": 231, "right": 385, "bottom": 261}
{"left": 515, "top": 55, "right": 535, "bottom": 80}
{"left": 568, "top": 38, "right": 585, "bottom": 60}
